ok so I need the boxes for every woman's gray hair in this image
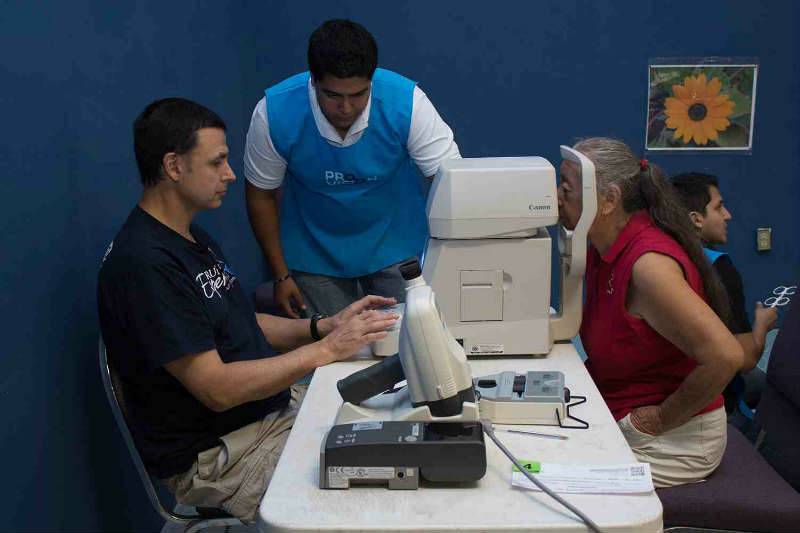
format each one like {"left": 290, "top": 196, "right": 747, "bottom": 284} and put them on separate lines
{"left": 573, "top": 137, "right": 647, "bottom": 213}
{"left": 572, "top": 137, "right": 731, "bottom": 326}
{"left": 574, "top": 137, "right": 639, "bottom": 190}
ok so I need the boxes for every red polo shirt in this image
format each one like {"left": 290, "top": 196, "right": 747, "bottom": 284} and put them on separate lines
{"left": 581, "top": 210, "right": 724, "bottom": 421}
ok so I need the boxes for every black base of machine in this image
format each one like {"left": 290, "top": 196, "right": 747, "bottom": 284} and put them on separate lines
{"left": 320, "top": 421, "right": 486, "bottom": 489}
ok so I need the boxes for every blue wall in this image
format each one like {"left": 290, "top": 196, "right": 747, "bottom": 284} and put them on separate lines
{"left": 1, "top": 1, "right": 797, "bottom": 530}
{"left": 1, "top": 2, "right": 260, "bottom": 531}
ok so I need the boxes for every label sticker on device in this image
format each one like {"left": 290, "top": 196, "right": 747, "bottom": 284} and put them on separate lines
{"left": 472, "top": 344, "right": 505, "bottom": 354}
{"left": 327, "top": 466, "right": 396, "bottom": 488}
{"left": 352, "top": 422, "right": 383, "bottom": 431}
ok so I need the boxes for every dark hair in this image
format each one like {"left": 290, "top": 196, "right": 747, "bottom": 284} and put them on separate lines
{"left": 670, "top": 172, "right": 719, "bottom": 215}
{"left": 307, "top": 19, "right": 378, "bottom": 82}
{"left": 573, "top": 138, "right": 731, "bottom": 325}
{"left": 133, "top": 98, "right": 226, "bottom": 187}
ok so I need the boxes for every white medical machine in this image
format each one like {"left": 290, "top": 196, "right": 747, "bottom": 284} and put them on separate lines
{"left": 422, "top": 146, "right": 597, "bottom": 356}
{"left": 335, "top": 147, "right": 597, "bottom": 425}
{"left": 327, "top": 152, "right": 605, "bottom": 533}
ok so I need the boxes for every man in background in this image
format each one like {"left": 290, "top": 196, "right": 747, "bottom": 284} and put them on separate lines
{"left": 671, "top": 172, "right": 777, "bottom": 426}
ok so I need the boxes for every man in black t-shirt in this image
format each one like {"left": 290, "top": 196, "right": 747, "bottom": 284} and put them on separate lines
{"left": 671, "top": 173, "right": 777, "bottom": 421}
{"left": 98, "top": 98, "right": 398, "bottom": 523}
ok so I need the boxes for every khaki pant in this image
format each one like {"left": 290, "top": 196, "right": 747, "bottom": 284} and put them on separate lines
{"left": 165, "top": 385, "right": 306, "bottom": 523}
{"left": 618, "top": 407, "right": 727, "bottom": 488}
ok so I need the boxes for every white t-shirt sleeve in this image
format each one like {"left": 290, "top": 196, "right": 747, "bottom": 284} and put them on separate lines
{"left": 243, "top": 97, "right": 287, "bottom": 190}
{"left": 407, "top": 86, "right": 461, "bottom": 178}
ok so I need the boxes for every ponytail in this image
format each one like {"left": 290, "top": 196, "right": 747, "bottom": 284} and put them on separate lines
{"left": 638, "top": 163, "right": 731, "bottom": 327}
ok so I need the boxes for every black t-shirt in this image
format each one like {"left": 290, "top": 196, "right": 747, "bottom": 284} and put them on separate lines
{"left": 711, "top": 253, "right": 752, "bottom": 413}
{"left": 98, "top": 207, "right": 289, "bottom": 478}
{"left": 714, "top": 254, "right": 751, "bottom": 335}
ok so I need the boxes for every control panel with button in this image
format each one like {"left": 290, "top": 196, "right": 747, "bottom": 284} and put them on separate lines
{"left": 473, "top": 371, "right": 568, "bottom": 425}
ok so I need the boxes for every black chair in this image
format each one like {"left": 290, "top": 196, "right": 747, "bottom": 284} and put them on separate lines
{"left": 99, "top": 338, "right": 245, "bottom": 533}
{"left": 657, "top": 294, "right": 800, "bottom": 532}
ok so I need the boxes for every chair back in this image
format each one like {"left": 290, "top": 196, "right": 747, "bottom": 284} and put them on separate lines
{"left": 755, "top": 292, "right": 800, "bottom": 490}
{"left": 98, "top": 337, "right": 199, "bottom": 524}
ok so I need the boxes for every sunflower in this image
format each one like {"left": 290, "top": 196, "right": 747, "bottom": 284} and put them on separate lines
{"left": 664, "top": 74, "right": 736, "bottom": 146}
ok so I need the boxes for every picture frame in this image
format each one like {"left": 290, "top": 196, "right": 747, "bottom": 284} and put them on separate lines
{"left": 646, "top": 60, "right": 758, "bottom": 151}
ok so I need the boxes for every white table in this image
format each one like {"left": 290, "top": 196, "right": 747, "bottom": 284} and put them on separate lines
{"left": 259, "top": 343, "right": 663, "bottom": 532}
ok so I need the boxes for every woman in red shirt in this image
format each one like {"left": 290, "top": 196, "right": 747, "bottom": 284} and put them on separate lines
{"left": 559, "top": 137, "right": 742, "bottom": 487}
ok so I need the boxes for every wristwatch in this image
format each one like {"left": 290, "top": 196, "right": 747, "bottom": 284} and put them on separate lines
{"left": 310, "top": 313, "right": 328, "bottom": 341}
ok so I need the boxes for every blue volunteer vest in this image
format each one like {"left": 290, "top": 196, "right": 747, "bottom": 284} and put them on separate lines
{"left": 703, "top": 247, "right": 726, "bottom": 264}
{"left": 266, "top": 68, "right": 427, "bottom": 278}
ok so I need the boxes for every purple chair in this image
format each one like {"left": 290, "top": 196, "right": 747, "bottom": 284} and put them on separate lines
{"left": 657, "top": 424, "right": 800, "bottom": 532}
{"left": 657, "top": 293, "right": 800, "bottom": 532}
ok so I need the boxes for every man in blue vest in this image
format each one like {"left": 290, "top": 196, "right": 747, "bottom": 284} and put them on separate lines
{"left": 671, "top": 172, "right": 777, "bottom": 427}
{"left": 244, "top": 19, "right": 460, "bottom": 320}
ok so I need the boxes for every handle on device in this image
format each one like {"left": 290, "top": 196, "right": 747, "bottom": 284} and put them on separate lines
{"left": 336, "top": 354, "right": 406, "bottom": 405}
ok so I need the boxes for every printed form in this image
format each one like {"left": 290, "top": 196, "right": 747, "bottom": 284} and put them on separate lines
{"left": 511, "top": 462, "right": 655, "bottom": 494}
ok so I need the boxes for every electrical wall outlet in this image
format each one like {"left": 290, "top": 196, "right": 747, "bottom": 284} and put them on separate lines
{"left": 756, "top": 227, "right": 772, "bottom": 251}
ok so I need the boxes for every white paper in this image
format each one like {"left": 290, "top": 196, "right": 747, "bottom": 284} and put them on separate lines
{"left": 511, "top": 462, "right": 654, "bottom": 494}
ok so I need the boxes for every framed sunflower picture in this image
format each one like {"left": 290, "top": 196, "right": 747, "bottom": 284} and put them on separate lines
{"left": 646, "top": 62, "right": 758, "bottom": 151}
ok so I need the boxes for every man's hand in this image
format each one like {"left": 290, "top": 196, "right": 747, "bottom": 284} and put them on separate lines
{"left": 753, "top": 302, "right": 778, "bottom": 341}
{"left": 274, "top": 277, "right": 307, "bottom": 319}
{"left": 629, "top": 405, "right": 665, "bottom": 436}
{"left": 319, "top": 309, "right": 399, "bottom": 365}
{"left": 319, "top": 295, "right": 397, "bottom": 337}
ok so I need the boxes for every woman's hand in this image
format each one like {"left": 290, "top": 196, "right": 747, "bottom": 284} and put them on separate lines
{"left": 629, "top": 405, "right": 665, "bottom": 436}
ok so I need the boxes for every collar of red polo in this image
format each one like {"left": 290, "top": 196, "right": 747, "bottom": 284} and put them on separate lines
{"left": 599, "top": 210, "right": 653, "bottom": 264}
